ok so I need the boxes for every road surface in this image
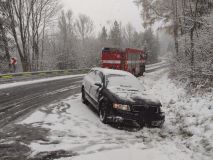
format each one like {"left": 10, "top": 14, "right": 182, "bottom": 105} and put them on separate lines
{"left": 0, "top": 62, "right": 169, "bottom": 128}
{"left": 0, "top": 75, "right": 84, "bottom": 127}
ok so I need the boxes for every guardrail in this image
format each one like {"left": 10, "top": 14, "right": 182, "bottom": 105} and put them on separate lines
{"left": 0, "top": 68, "right": 90, "bottom": 79}
{"left": 146, "top": 61, "right": 167, "bottom": 69}
{"left": 146, "top": 61, "right": 169, "bottom": 73}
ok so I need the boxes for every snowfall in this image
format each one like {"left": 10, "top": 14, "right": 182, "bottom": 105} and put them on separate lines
{"left": 17, "top": 68, "right": 213, "bottom": 160}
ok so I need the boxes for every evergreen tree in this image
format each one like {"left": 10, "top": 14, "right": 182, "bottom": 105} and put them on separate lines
{"left": 109, "top": 21, "right": 122, "bottom": 48}
{"left": 99, "top": 26, "right": 108, "bottom": 44}
{"left": 143, "top": 28, "right": 160, "bottom": 63}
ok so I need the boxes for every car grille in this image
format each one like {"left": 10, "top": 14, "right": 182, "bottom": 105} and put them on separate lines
{"left": 132, "top": 105, "right": 158, "bottom": 113}
{"left": 131, "top": 105, "right": 143, "bottom": 112}
{"left": 148, "top": 107, "right": 158, "bottom": 113}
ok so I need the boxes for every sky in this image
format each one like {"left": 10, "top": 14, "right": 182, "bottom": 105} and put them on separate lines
{"left": 61, "top": 0, "right": 143, "bottom": 32}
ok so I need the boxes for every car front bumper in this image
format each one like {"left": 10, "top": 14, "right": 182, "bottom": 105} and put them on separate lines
{"left": 108, "top": 110, "right": 165, "bottom": 127}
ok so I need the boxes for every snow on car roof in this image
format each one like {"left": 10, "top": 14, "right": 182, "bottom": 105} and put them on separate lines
{"left": 92, "top": 67, "right": 132, "bottom": 76}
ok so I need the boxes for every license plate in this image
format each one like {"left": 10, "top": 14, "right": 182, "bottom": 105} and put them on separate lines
{"left": 152, "top": 120, "right": 163, "bottom": 126}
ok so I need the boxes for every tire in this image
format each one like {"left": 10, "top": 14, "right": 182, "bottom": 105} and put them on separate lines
{"left": 82, "top": 87, "right": 88, "bottom": 104}
{"left": 157, "top": 120, "right": 164, "bottom": 128}
{"left": 138, "top": 121, "right": 145, "bottom": 128}
{"left": 99, "top": 103, "right": 108, "bottom": 124}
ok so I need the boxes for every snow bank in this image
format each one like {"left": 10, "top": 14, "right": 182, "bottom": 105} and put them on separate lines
{"left": 140, "top": 69, "right": 213, "bottom": 159}
{"left": 56, "top": 147, "right": 191, "bottom": 160}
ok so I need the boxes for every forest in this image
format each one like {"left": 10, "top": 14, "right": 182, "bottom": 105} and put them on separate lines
{"left": 0, "top": 0, "right": 160, "bottom": 73}
{"left": 135, "top": 0, "right": 213, "bottom": 88}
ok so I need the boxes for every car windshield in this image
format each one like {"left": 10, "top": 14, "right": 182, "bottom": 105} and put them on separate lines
{"left": 106, "top": 74, "right": 144, "bottom": 91}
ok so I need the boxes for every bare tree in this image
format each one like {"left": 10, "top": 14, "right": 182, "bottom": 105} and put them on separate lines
{"left": 6, "top": 0, "right": 32, "bottom": 71}
{"left": 135, "top": 0, "right": 179, "bottom": 55}
{"left": 4, "top": 0, "right": 59, "bottom": 72}
{"left": 123, "top": 23, "right": 136, "bottom": 48}
{"left": 0, "top": 0, "right": 10, "bottom": 71}
{"left": 57, "top": 9, "right": 76, "bottom": 69}
{"left": 31, "top": 0, "right": 60, "bottom": 70}
{"left": 75, "top": 14, "right": 94, "bottom": 44}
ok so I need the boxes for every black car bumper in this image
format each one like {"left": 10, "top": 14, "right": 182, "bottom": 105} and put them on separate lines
{"left": 108, "top": 110, "right": 165, "bottom": 127}
{"left": 144, "top": 112, "right": 165, "bottom": 127}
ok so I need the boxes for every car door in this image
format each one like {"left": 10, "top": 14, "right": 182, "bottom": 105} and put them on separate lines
{"left": 94, "top": 71, "right": 104, "bottom": 102}
{"left": 84, "top": 70, "right": 96, "bottom": 96}
{"left": 90, "top": 71, "right": 103, "bottom": 107}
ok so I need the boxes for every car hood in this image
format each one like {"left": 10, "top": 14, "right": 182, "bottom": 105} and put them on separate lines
{"left": 106, "top": 86, "right": 161, "bottom": 106}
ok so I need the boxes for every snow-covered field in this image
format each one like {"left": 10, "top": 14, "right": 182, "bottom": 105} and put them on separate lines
{"left": 19, "top": 69, "right": 213, "bottom": 160}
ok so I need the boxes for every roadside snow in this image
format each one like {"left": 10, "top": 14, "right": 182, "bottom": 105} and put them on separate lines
{"left": 140, "top": 69, "right": 213, "bottom": 159}
{"left": 0, "top": 74, "right": 85, "bottom": 89}
{"left": 56, "top": 147, "right": 190, "bottom": 160}
{"left": 19, "top": 68, "right": 213, "bottom": 160}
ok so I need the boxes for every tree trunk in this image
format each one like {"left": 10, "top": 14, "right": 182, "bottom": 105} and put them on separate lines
{"left": 0, "top": 20, "right": 11, "bottom": 71}
{"left": 174, "top": 25, "right": 179, "bottom": 56}
{"left": 190, "top": 28, "right": 194, "bottom": 68}
{"left": 173, "top": 0, "right": 179, "bottom": 56}
{"left": 21, "top": 56, "right": 30, "bottom": 72}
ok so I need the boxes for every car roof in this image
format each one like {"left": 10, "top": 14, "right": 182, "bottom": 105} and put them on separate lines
{"left": 91, "top": 67, "right": 132, "bottom": 76}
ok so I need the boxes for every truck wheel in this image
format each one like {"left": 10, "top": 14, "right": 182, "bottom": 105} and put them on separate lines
{"left": 82, "top": 87, "right": 88, "bottom": 104}
{"left": 99, "top": 103, "right": 108, "bottom": 124}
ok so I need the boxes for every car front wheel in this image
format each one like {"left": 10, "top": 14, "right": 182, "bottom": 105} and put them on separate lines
{"left": 138, "top": 121, "right": 145, "bottom": 128}
{"left": 99, "top": 104, "right": 108, "bottom": 124}
{"left": 82, "top": 87, "right": 88, "bottom": 104}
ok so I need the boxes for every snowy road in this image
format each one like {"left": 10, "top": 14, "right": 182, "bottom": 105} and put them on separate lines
{"left": 0, "top": 75, "right": 84, "bottom": 127}
{"left": 0, "top": 68, "right": 212, "bottom": 160}
{"left": 0, "top": 62, "right": 168, "bottom": 128}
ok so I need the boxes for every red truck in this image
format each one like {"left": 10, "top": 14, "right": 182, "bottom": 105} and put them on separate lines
{"left": 101, "top": 48, "right": 146, "bottom": 76}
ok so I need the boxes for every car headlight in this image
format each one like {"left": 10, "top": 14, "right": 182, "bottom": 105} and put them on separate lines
{"left": 113, "top": 103, "right": 131, "bottom": 111}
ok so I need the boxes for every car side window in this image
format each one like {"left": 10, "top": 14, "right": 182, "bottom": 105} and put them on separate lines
{"left": 95, "top": 71, "right": 103, "bottom": 84}
{"left": 87, "top": 70, "right": 96, "bottom": 81}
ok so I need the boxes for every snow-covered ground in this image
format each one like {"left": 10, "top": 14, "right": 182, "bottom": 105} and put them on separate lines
{"left": 145, "top": 60, "right": 167, "bottom": 70}
{"left": 19, "top": 69, "right": 213, "bottom": 160}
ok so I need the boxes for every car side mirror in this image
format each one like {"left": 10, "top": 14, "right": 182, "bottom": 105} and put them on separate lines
{"left": 94, "top": 82, "right": 102, "bottom": 88}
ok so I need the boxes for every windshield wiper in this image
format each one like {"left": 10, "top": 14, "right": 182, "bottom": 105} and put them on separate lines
{"left": 120, "top": 85, "right": 131, "bottom": 88}
{"left": 128, "top": 89, "right": 139, "bottom": 91}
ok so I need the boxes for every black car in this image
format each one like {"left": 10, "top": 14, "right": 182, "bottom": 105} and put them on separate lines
{"left": 81, "top": 67, "right": 165, "bottom": 127}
